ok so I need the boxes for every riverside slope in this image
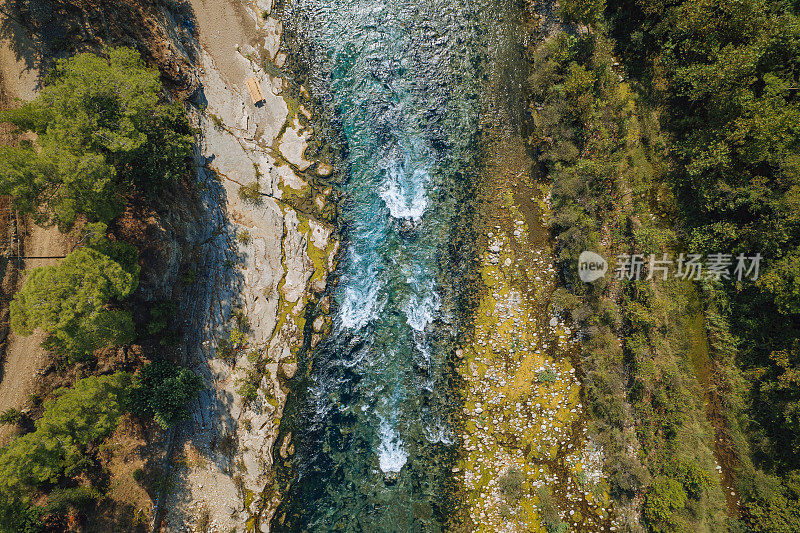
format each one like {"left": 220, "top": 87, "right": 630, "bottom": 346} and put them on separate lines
{"left": 158, "top": 0, "right": 338, "bottom": 530}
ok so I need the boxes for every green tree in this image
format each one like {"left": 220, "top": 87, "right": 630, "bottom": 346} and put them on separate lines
{"left": 130, "top": 360, "right": 203, "bottom": 429}
{"left": 0, "top": 373, "right": 130, "bottom": 495}
{"left": 643, "top": 477, "right": 689, "bottom": 531}
{"left": 560, "top": 0, "right": 606, "bottom": 25}
{"left": 0, "top": 47, "right": 194, "bottom": 230}
{"left": 10, "top": 246, "right": 138, "bottom": 360}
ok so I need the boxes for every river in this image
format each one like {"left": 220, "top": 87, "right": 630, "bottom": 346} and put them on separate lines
{"left": 274, "top": 0, "right": 503, "bottom": 530}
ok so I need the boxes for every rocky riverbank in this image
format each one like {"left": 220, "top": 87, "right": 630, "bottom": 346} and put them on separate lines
{"left": 153, "top": 0, "right": 338, "bottom": 530}
{"left": 453, "top": 1, "right": 619, "bottom": 530}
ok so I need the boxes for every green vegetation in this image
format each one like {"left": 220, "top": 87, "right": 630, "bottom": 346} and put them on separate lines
{"left": 0, "top": 373, "right": 131, "bottom": 531}
{"left": 10, "top": 243, "right": 138, "bottom": 361}
{"left": 0, "top": 47, "right": 194, "bottom": 230}
{"left": 147, "top": 301, "right": 176, "bottom": 335}
{"left": 238, "top": 181, "right": 263, "bottom": 205}
{"left": 0, "top": 409, "right": 21, "bottom": 426}
{"left": 498, "top": 468, "right": 526, "bottom": 503}
{"left": 0, "top": 46, "right": 200, "bottom": 532}
{"left": 527, "top": 28, "right": 729, "bottom": 530}
{"left": 237, "top": 229, "right": 252, "bottom": 245}
{"left": 603, "top": 0, "right": 800, "bottom": 529}
{"left": 130, "top": 360, "right": 203, "bottom": 429}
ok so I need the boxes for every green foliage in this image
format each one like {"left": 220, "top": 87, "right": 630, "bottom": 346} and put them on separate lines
{"left": 237, "top": 368, "right": 261, "bottom": 403}
{"left": 560, "top": 0, "right": 606, "bottom": 27}
{"left": 0, "top": 408, "right": 21, "bottom": 426}
{"left": 208, "top": 112, "right": 225, "bottom": 130}
{"left": 0, "top": 47, "right": 193, "bottom": 230}
{"left": 0, "top": 373, "right": 130, "bottom": 496}
{"left": 606, "top": 0, "right": 800, "bottom": 525}
{"left": 536, "top": 369, "right": 557, "bottom": 383}
{"left": 643, "top": 477, "right": 688, "bottom": 532}
{"left": 536, "top": 486, "right": 567, "bottom": 533}
{"left": 498, "top": 468, "right": 526, "bottom": 503}
{"left": 10, "top": 246, "right": 138, "bottom": 360}
{"left": 238, "top": 182, "right": 263, "bottom": 205}
{"left": 527, "top": 24, "right": 732, "bottom": 529}
{"left": 147, "top": 301, "right": 176, "bottom": 335}
{"left": 237, "top": 229, "right": 252, "bottom": 245}
{"left": 0, "top": 498, "right": 43, "bottom": 533}
{"left": 130, "top": 360, "right": 203, "bottom": 429}
{"left": 180, "top": 267, "right": 198, "bottom": 285}
{"left": 238, "top": 380, "right": 258, "bottom": 403}
{"left": 80, "top": 222, "right": 140, "bottom": 276}
{"left": 229, "top": 328, "right": 247, "bottom": 349}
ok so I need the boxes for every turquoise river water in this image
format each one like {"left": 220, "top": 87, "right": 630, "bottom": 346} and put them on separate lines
{"left": 274, "top": 0, "right": 506, "bottom": 529}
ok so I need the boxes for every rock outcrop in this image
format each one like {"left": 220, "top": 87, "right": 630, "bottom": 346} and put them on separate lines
{"left": 152, "top": 1, "right": 337, "bottom": 530}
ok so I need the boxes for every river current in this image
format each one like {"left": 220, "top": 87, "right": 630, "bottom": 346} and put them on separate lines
{"left": 276, "top": 0, "right": 497, "bottom": 529}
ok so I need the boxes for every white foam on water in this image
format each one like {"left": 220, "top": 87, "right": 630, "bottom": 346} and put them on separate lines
{"left": 424, "top": 420, "right": 454, "bottom": 445}
{"left": 339, "top": 248, "right": 384, "bottom": 331}
{"left": 404, "top": 290, "right": 441, "bottom": 332}
{"left": 377, "top": 415, "right": 408, "bottom": 473}
{"left": 379, "top": 159, "right": 430, "bottom": 220}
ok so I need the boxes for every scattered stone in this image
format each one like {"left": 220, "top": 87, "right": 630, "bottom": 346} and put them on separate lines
{"left": 318, "top": 296, "right": 331, "bottom": 314}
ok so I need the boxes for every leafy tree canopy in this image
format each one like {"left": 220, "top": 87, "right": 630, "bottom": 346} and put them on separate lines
{"left": 0, "top": 373, "right": 130, "bottom": 495}
{"left": 130, "top": 360, "right": 203, "bottom": 429}
{"left": 10, "top": 244, "right": 138, "bottom": 360}
{"left": 0, "top": 47, "right": 194, "bottom": 230}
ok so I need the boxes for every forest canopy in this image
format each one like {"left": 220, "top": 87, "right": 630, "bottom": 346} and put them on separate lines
{"left": 0, "top": 47, "right": 194, "bottom": 230}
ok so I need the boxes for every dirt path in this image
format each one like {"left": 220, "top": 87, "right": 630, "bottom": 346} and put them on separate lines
{"left": 0, "top": 222, "right": 69, "bottom": 437}
{"left": 0, "top": 15, "right": 68, "bottom": 442}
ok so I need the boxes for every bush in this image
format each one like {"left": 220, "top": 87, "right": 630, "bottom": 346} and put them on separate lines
{"left": 643, "top": 476, "right": 688, "bottom": 531}
{"left": 238, "top": 182, "right": 262, "bottom": 205}
{"left": 147, "top": 301, "right": 176, "bottom": 335}
{"left": 10, "top": 247, "right": 138, "bottom": 360}
{"left": 130, "top": 360, "right": 203, "bottom": 429}
{"left": 499, "top": 468, "right": 526, "bottom": 503}
{"left": 536, "top": 369, "right": 557, "bottom": 383}
{"left": 536, "top": 486, "right": 567, "bottom": 532}
{"left": 237, "top": 229, "right": 252, "bottom": 245}
{"left": 0, "top": 408, "right": 22, "bottom": 426}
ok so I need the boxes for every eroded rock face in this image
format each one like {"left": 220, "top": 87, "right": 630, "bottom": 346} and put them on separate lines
{"left": 159, "top": 1, "right": 338, "bottom": 530}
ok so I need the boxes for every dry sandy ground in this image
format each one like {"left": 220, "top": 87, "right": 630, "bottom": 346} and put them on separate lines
{"left": 0, "top": 14, "right": 68, "bottom": 443}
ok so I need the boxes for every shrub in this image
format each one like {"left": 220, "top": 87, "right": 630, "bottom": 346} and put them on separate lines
{"left": 499, "top": 468, "right": 526, "bottom": 503}
{"left": 238, "top": 182, "right": 262, "bottom": 205}
{"left": 130, "top": 360, "right": 203, "bottom": 429}
{"left": 10, "top": 247, "right": 138, "bottom": 360}
{"left": 536, "top": 369, "right": 557, "bottom": 383}
{"left": 0, "top": 408, "right": 22, "bottom": 426}
{"left": 147, "top": 301, "right": 176, "bottom": 335}
{"left": 643, "top": 476, "right": 688, "bottom": 531}
{"left": 237, "top": 229, "right": 252, "bottom": 245}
